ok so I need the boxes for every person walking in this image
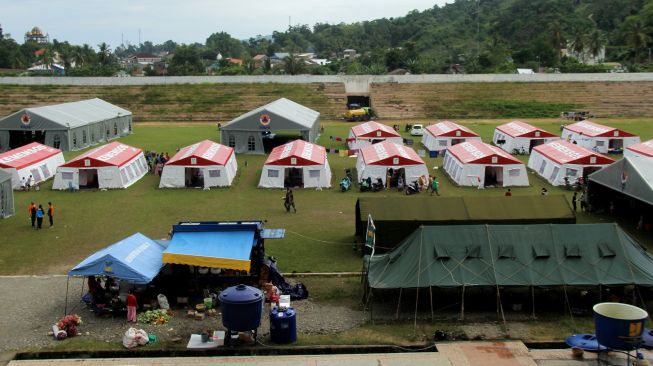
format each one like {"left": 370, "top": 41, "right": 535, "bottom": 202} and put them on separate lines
{"left": 430, "top": 176, "right": 440, "bottom": 196}
{"left": 284, "top": 188, "right": 296, "bottom": 213}
{"left": 36, "top": 204, "right": 44, "bottom": 229}
{"left": 126, "top": 290, "right": 138, "bottom": 323}
{"left": 505, "top": 189, "right": 512, "bottom": 197}
{"left": 47, "top": 202, "right": 55, "bottom": 228}
{"left": 28, "top": 202, "right": 36, "bottom": 228}
{"left": 571, "top": 192, "right": 578, "bottom": 212}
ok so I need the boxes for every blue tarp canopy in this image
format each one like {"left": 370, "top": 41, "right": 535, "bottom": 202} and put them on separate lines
{"left": 162, "top": 231, "right": 256, "bottom": 271}
{"left": 68, "top": 233, "right": 167, "bottom": 284}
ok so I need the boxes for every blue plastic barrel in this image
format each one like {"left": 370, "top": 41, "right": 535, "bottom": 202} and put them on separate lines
{"left": 594, "top": 302, "right": 648, "bottom": 350}
{"left": 270, "top": 307, "right": 297, "bottom": 344}
{"left": 429, "top": 150, "right": 439, "bottom": 158}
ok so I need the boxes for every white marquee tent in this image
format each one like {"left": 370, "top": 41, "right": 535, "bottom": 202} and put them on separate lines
{"left": 492, "top": 121, "right": 558, "bottom": 154}
{"left": 258, "top": 140, "right": 331, "bottom": 189}
{"left": 444, "top": 140, "right": 529, "bottom": 187}
{"left": 421, "top": 120, "right": 481, "bottom": 153}
{"left": 160, "top": 140, "right": 237, "bottom": 189}
{"left": 53, "top": 142, "right": 147, "bottom": 190}
{"left": 625, "top": 139, "right": 653, "bottom": 158}
{"left": 0, "top": 142, "right": 64, "bottom": 189}
{"left": 561, "top": 120, "right": 640, "bottom": 153}
{"left": 356, "top": 141, "right": 428, "bottom": 185}
{"left": 347, "top": 121, "right": 402, "bottom": 151}
{"left": 527, "top": 140, "right": 614, "bottom": 186}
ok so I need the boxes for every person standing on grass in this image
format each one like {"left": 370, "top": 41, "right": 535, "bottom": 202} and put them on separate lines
{"left": 126, "top": 290, "right": 138, "bottom": 323}
{"left": 505, "top": 189, "right": 512, "bottom": 197}
{"left": 284, "top": 188, "right": 296, "bottom": 213}
{"left": 28, "top": 202, "right": 36, "bottom": 228}
{"left": 36, "top": 204, "right": 44, "bottom": 229}
{"left": 430, "top": 176, "right": 440, "bottom": 196}
{"left": 47, "top": 202, "right": 55, "bottom": 228}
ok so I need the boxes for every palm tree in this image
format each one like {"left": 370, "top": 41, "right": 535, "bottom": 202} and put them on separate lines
{"left": 624, "top": 20, "right": 651, "bottom": 62}
{"left": 97, "top": 42, "right": 111, "bottom": 66}
{"left": 282, "top": 54, "right": 305, "bottom": 75}
{"left": 569, "top": 27, "right": 587, "bottom": 62}
{"left": 71, "top": 47, "right": 85, "bottom": 68}
{"left": 587, "top": 28, "right": 606, "bottom": 61}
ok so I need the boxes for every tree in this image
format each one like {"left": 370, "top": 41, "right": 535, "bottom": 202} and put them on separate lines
{"left": 97, "top": 42, "right": 112, "bottom": 66}
{"left": 587, "top": 28, "right": 607, "bottom": 60}
{"left": 205, "top": 32, "right": 246, "bottom": 59}
{"left": 282, "top": 54, "right": 306, "bottom": 75}
{"left": 168, "top": 45, "right": 204, "bottom": 75}
{"left": 569, "top": 27, "right": 587, "bottom": 61}
{"left": 624, "top": 19, "right": 651, "bottom": 61}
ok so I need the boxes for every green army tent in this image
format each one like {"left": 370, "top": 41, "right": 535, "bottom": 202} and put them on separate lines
{"left": 356, "top": 196, "right": 575, "bottom": 251}
{"left": 367, "top": 223, "right": 653, "bottom": 289}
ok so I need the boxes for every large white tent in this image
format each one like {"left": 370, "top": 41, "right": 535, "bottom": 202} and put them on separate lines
{"left": 527, "top": 140, "right": 614, "bottom": 186}
{"left": 356, "top": 141, "right": 428, "bottom": 185}
{"left": 421, "top": 120, "right": 481, "bottom": 153}
{"left": 53, "top": 142, "right": 147, "bottom": 190}
{"left": 0, "top": 142, "right": 64, "bottom": 189}
{"left": 347, "top": 121, "right": 402, "bottom": 151}
{"left": 258, "top": 140, "right": 331, "bottom": 189}
{"left": 492, "top": 121, "right": 558, "bottom": 154}
{"left": 625, "top": 139, "right": 653, "bottom": 158}
{"left": 444, "top": 140, "right": 529, "bottom": 187}
{"left": 561, "top": 120, "right": 640, "bottom": 153}
{"left": 160, "top": 140, "right": 237, "bottom": 189}
{"left": 0, "top": 170, "right": 13, "bottom": 218}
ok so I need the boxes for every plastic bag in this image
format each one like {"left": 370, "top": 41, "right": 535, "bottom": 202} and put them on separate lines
{"left": 157, "top": 294, "right": 170, "bottom": 310}
{"left": 123, "top": 328, "right": 137, "bottom": 348}
{"left": 135, "top": 328, "right": 149, "bottom": 346}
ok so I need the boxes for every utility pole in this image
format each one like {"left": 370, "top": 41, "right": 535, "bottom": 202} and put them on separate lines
{"left": 289, "top": 16, "right": 291, "bottom": 30}
{"left": 138, "top": 28, "right": 141, "bottom": 46}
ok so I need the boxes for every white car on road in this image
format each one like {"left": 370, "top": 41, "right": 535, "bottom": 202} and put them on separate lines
{"left": 410, "top": 124, "right": 424, "bottom": 136}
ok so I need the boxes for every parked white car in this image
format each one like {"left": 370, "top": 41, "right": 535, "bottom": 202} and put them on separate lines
{"left": 410, "top": 124, "right": 424, "bottom": 136}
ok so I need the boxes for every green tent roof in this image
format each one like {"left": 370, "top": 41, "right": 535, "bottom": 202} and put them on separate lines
{"left": 367, "top": 223, "right": 653, "bottom": 289}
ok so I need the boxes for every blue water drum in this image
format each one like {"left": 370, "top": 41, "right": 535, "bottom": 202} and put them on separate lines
{"left": 219, "top": 284, "right": 263, "bottom": 331}
{"left": 594, "top": 302, "right": 648, "bottom": 350}
{"left": 270, "top": 307, "right": 297, "bottom": 344}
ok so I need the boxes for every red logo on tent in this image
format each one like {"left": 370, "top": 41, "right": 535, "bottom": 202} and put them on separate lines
{"left": 260, "top": 114, "right": 271, "bottom": 126}
{"left": 21, "top": 113, "right": 31, "bottom": 126}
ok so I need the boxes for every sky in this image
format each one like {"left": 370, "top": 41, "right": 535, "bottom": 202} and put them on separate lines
{"left": 2, "top": 0, "right": 448, "bottom": 49}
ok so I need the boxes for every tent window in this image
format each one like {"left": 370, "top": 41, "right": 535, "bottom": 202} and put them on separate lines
{"left": 267, "top": 169, "right": 279, "bottom": 178}
{"left": 39, "top": 164, "right": 51, "bottom": 179}
{"left": 596, "top": 141, "right": 605, "bottom": 146}
{"left": 538, "top": 160, "right": 547, "bottom": 174}
{"left": 114, "top": 123, "right": 118, "bottom": 135}
{"left": 106, "top": 125, "right": 110, "bottom": 137}
{"left": 128, "top": 120, "right": 132, "bottom": 132}
{"left": 566, "top": 168, "right": 578, "bottom": 177}
{"left": 72, "top": 133, "right": 77, "bottom": 147}
{"left": 82, "top": 130, "right": 87, "bottom": 144}
{"left": 598, "top": 243, "right": 616, "bottom": 258}
{"left": 498, "top": 245, "right": 515, "bottom": 259}
{"left": 439, "top": 140, "right": 448, "bottom": 146}
{"left": 247, "top": 136, "right": 256, "bottom": 151}
{"left": 532, "top": 245, "right": 550, "bottom": 258}
{"left": 62, "top": 172, "right": 73, "bottom": 180}
{"left": 434, "top": 244, "right": 450, "bottom": 260}
{"left": 309, "top": 170, "right": 320, "bottom": 178}
{"left": 565, "top": 245, "right": 582, "bottom": 258}
{"left": 228, "top": 135, "right": 235, "bottom": 148}
{"left": 208, "top": 169, "right": 220, "bottom": 178}
{"left": 120, "top": 169, "right": 129, "bottom": 184}
{"left": 465, "top": 245, "right": 481, "bottom": 258}
{"left": 53, "top": 135, "right": 61, "bottom": 149}
{"left": 508, "top": 169, "right": 520, "bottom": 177}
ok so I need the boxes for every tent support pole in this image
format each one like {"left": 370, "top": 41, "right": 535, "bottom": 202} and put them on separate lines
{"left": 496, "top": 287, "right": 500, "bottom": 320}
{"left": 64, "top": 276, "right": 70, "bottom": 316}
{"left": 430, "top": 286, "right": 434, "bottom": 323}
{"left": 395, "top": 288, "right": 402, "bottom": 321}
{"left": 414, "top": 287, "right": 419, "bottom": 331}
{"left": 531, "top": 286, "right": 536, "bottom": 320}
{"left": 460, "top": 285, "right": 466, "bottom": 321}
{"left": 598, "top": 284, "right": 602, "bottom": 302}
{"left": 369, "top": 289, "right": 374, "bottom": 325}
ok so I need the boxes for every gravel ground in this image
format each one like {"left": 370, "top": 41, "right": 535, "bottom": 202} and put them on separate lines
{"left": 0, "top": 276, "right": 366, "bottom": 353}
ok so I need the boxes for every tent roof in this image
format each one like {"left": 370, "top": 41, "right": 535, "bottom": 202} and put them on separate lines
{"left": 4, "top": 98, "right": 131, "bottom": 129}
{"left": 0, "top": 142, "right": 62, "bottom": 170}
{"left": 163, "top": 230, "right": 255, "bottom": 271}
{"left": 368, "top": 224, "right": 653, "bottom": 289}
{"left": 61, "top": 142, "right": 142, "bottom": 168}
{"left": 496, "top": 121, "right": 557, "bottom": 138}
{"left": 564, "top": 120, "right": 637, "bottom": 138}
{"left": 351, "top": 121, "right": 400, "bottom": 138}
{"left": 627, "top": 139, "right": 653, "bottom": 157}
{"left": 589, "top": 156, "right": 653, "bottom": 206}
{"left": 68, "top": 233, "right": 167, "bottom": 284}
{"left": 360, "top": 141, "right": 424, "bottom": 166}
{"left": 425, "top": 121, "right": 479, "bottom": 138}
{"left": 264, "top": 140, "right": 326, "bottom": 166}
{"left": 533, "top": 140, "right": 614, "bottom": 165}
{"left": 166, "top": 140, "right": 234, "bottom": 166}
{"left": 447, "top": 140, "right": 522, "bottom": 165}
{"left": 223, "top": 98, "right": 319, "bottom": 130}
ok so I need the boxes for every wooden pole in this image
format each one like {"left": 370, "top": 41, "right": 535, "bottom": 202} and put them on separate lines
{"left": 430, "top": 286, "right": 434, "bottom": 323}
{"left": 64, "top": 276, "right": 70, "bottom": 316}
{"left": 396, "top": 288, "right": 402, "bottom": 320}
{"left": 531, "top": 286, "right": 536, "bottom": 320}
{"left": 460, "top": 285, "right": 466, "bottom": 321}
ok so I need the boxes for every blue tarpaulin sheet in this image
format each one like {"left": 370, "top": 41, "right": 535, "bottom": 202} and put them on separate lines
{"left": 68, "top": 233, "right": 167, "bottom": 284}
{"left": 162, "top": 231, "right": 255, "bottom": 270}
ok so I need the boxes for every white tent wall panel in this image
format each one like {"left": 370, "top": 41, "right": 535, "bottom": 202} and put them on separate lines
{"left": 528, "top": 150, "right": 594, "bottom": 186}
{"left": 445, "top": 154, "right": 528, "bottom": 187}
{"left": 52, "top": 168, "right": 80, "bottom": 190}
{"left": 159, "top": 166, "right": 185, "bottom": 188}
{"left": 561, "top": 130, "right": 641, "bottom": 153}
{"left": 258, "top": 162, "right": 331, "bottom": 189}
{"left": 493, "top": 131, "right": 557, "bottom": 154}
{"left": 52, "top": 154, "right": 146, "bottom": 190}
{"left": 347, "top": 135, "right": 403, "bottom": 150}
{"left": 9, "top": 153, "right": 65, "bottom": 189}
{"left": 423, "top": 134, "right": 481, "bottom": 152}
{"left": 356, "top": 161, "right": 429, "bottom": 185}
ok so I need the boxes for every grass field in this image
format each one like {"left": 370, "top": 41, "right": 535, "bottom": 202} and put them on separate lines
{"left": 1, "top": 118, "right": 652, "bottom": 275}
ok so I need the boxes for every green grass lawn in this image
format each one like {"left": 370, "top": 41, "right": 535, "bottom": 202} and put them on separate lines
{"left": 1, "top": 118, "right": 652, "bottom": 275}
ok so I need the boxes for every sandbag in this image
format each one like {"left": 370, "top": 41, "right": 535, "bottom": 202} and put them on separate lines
{"left": 157, "top": 294, "right": 170, "bottom": 310}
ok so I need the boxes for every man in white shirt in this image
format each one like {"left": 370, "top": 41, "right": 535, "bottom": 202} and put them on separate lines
{"left": 20, "top": 177, "right": 27, "bottom": 191}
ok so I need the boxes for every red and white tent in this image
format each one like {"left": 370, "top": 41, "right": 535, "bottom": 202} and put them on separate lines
{"left": 421, "top": 120, "right": 481, "bottom": 152}
{"left": 625, "top": 139, "right": 653, "bottom": 158}
{"left": 444, "top": 140, "right": 529, "bottom": 187}
{"left": 258, "top": 140, "right": 331, "bottom": 188}
{"left": 53, "top": 141, "right": 147, "bottom": 190}
{"left": 492, "top": 121, "right": 558, "bottom": 154}
{"left": 160, "top": 140, "right": 237, "bottom": 189}
{"left": 561, "top": 120, "right": 640, "bottom": 153}
{"left": 347, "top": 121, "right": 402, "bottom": 150}
{"left": 527, "top": 140, "right": 614, "bottom": 186}
{"left": 356, "top": 141, "right": 428, "bottom": 184}
{"left": 0, "top": 142, "right": 64, "bottom": 189}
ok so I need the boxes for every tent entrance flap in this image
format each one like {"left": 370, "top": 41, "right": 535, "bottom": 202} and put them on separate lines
{"left": 451, "top": 138, "right": 465, "bottom": 145}
{"left": 529, "top": 139, "right": 546, "bottom": 151}
{"left": 285, "top": 167, "right": 304, "bottom": 188}
{"left": 484, "top": 166, "right": 503, "bottom": 187}
{"left": 185, "top": 167, "right": 204, "bottom": 188}
{"left": 583, "top": 166, "right": 601, "bottom": 178}
{"left": 9, "top": 130, "right": 45, "bottom": 149}
{"left": 609, "top": 139, "right": 624, "bottom": 149}
{"left": 79, "top": 169, "right": 99, "bottom": 189}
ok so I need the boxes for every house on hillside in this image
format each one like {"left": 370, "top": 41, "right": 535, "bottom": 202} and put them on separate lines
{"left": 343, "top": 49, "right": 357, "bottom": 59}
{"left": 126, "top": 53, "right": 163, "bottom": 65}
{"left": 562, "top": 44, "right": 605, "bottom": 65}
{"left": 252, "top": 54, "right": 268, "bottom": 67}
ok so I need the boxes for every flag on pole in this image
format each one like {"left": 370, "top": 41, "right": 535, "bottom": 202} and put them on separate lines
{"left": 365, "top": 214, "right": 376, "bottom": 256}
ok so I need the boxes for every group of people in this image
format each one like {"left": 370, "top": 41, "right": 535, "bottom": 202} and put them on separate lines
{"left": 145, "top": 151, "right": 171, "bottom": 176}
{"left": 27, "top": 201, "right": 54, "bottom": 229}
{"left": 19, "top": 175, "right": 38, "bottom": 191}
{"left": 87, "top": 275, "right": 138, "bottom": 323}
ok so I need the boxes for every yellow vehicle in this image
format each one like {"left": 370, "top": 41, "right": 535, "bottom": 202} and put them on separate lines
{"left": 344, "top": 107, "right": 373, "bottom": 122}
